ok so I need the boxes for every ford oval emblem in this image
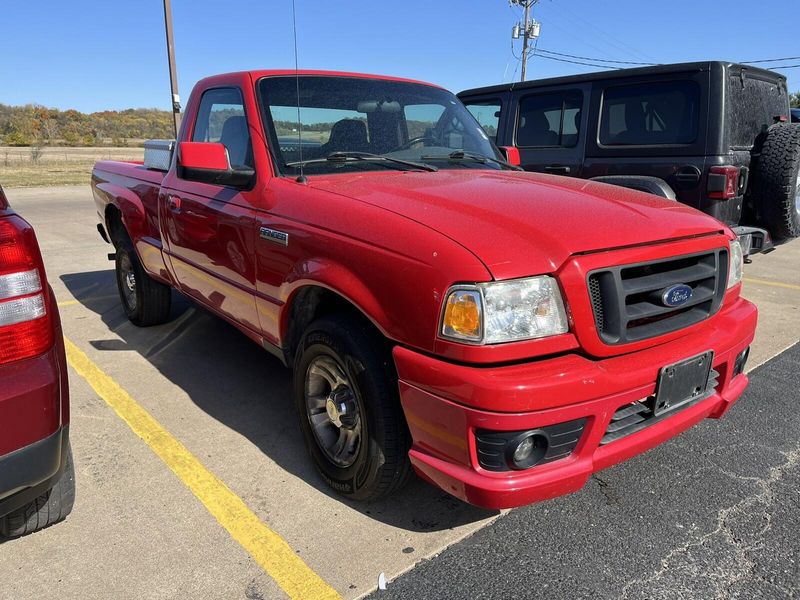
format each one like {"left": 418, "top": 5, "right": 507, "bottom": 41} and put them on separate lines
{"left": 661, "top": 284, "right": 693, "bottom": 308}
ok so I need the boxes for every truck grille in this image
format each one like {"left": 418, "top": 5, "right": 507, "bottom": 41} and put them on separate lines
{"left": 588, "top": 249, "right": 728, "bottom": 344}
{"left": 600, "top": 369, "right": 719, "bottom": 445}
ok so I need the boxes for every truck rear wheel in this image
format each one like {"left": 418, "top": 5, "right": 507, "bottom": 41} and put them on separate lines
{"left": 1, "top": 445, "right": 75, "bottom": 539}
{"left": 114, "top": 235, "right": 172, "bottom": 326}
{"left": 293, "top": 315, "right": 411, "bottom": 501}
{"left": 750, "top": 123, "right": 800, "bottom": 240}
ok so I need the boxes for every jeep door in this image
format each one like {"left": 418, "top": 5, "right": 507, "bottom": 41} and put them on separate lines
{"left": 581, "top": 74, "right": 711, "bottom": 215}
{"left": 509, "top": 86, "right": 588, "bottom": 176}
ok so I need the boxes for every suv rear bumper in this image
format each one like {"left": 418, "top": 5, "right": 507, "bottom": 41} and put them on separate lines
{"left": 0, "top": 427, "right": 69, "bottom": 518}
{"left": 394, "top": 297, "right": 757, "bottom": 509}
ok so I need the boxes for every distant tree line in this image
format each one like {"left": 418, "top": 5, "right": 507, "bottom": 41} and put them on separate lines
{"left": 791, "top": 92, "right": 800, "bottom": 108}
{"left": 0, "top": 104, "right": 174, "bottom": 147}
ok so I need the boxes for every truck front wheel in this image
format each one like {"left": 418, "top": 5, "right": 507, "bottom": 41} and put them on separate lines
{"left": 293, "top": 315, "right": 411, "bottom": 501}
{"left": 114, "top": 236, "right": 172, "bottom": 326}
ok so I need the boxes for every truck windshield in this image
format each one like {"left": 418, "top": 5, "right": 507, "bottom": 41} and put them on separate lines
{"left": 258, "top": 76, "right": 506, "bottom": 176}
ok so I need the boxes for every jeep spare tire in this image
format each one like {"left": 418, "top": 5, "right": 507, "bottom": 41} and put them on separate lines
{"left": 751, "top": 122, "right": 800, "bottom": 240}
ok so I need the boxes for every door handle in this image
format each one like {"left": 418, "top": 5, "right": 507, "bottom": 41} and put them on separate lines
{"left": 545, "top": 165, "right": 571, "bottom": 174}
{"left": 675, "top": 165, "right": 701, "bottom": 186}
{"left": 167, "top": 195, "right": 182, "bottom": 213}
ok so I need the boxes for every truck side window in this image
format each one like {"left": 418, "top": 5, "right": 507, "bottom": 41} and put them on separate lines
{"left": 192, "top": 87, "right": 254, "bottom": 169}
{"left": 599, "top": 81, "right": 699, "bottom": 146}
{"left": 464, "top": 99, "right": 501, "bottom": 143}
{"left": 516, "top": 91, "right": 582, "bottom": 148}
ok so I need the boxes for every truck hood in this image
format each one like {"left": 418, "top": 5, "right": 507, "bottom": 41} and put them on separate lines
{"left": 308, "top": 169, "right": 727, "bottom": 280}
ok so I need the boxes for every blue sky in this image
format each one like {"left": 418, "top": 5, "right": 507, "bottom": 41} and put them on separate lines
{"left": 1, "top": 0, "right": 797, "bottom": 112}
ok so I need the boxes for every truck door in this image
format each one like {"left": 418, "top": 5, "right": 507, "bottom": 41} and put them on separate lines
{"left": 159, "top": 86, "right": 260, "bottom": 333}
{"left": 512, "top": 87, "right": 586, "bottom": 177}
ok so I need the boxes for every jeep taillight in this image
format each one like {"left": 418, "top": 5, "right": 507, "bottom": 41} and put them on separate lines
{"left": 708, "top": 166, "right": 740, "bottom": 200}
{"left": 0, "top": 215, "right": 53, "bottom": 364}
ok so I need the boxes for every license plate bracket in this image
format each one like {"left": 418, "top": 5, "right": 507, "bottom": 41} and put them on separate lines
{"left": 651, "top": 351, "right": 714, "bottom": 416}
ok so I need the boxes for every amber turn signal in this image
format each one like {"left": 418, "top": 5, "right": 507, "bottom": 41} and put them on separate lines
{"left": 442, "top": 289, "right": 482, "bottom": 341}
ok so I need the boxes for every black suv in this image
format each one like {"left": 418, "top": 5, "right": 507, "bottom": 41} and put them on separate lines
{"left": 459, "top": 62, "right": 800, "bottom": 244}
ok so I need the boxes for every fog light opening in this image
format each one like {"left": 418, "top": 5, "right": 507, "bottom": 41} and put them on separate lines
{"left": 506, "top": 431, "right": 549, "bottom": 470}
{"left": 733, "top": 346, "right": 750, "bottom": 377}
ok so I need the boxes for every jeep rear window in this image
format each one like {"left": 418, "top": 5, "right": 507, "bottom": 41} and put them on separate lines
{"left": 516, "top": 91, "right": 582, "bottom": 148}
{"left": 599, "top": 81, "right": 699, "bottom": 146}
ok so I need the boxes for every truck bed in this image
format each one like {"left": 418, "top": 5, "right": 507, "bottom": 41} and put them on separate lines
{"left": 91, "top": 161, "right": 170, "bottom": 283}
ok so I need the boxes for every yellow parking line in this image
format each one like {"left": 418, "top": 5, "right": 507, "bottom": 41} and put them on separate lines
{"left": 63, "top": 337, "right": 340, "bottom": 600}
{"left": 57, "top": 295, "right": 120, "bottom": 308}
{"left": 744, "top": 277, "right": 800, "bottom": 291}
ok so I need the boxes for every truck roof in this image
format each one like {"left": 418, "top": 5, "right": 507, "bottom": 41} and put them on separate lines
{"left": 458, "top": 60, "right": 786, "bottom": 96}
{"left": 196, "top": 69, "right": 444, "bottom": 90}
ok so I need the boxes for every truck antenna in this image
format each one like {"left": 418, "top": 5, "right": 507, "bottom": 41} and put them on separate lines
{"left": 291, "top": 0, "right": 307, "bottom": 184}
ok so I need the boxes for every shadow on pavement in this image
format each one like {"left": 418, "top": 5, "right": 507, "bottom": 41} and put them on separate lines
{"left": 60, "top": 269, "right": 497, "bottom": 532}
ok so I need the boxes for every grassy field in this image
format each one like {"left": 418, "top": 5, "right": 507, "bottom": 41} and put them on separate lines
{"left": 0, "top": 146, "right": 144, "bottom": 187}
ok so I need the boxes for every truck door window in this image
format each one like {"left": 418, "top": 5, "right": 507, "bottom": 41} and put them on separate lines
{"left": 404, "top": 103, "right": 446, "bottom": 141}
{"left": 516, "top": 91, "right": 582, "bottom": 148}
{"left": 464, "top": 99, "right": 501, "bottom": 143}
{"left": 599, "top": 81, "right": 699, "bottom": 146}
{"left": 192, "top": 87, "right": 254, "bottom": 168}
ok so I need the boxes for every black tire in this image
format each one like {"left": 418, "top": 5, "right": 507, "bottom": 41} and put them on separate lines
{"left": 114, "top": 233, "right": 172, "bottom": 326}
{"left": 1, "top": 445, "right": 75, "bottom": 539}
{"left": 750, "top": 123, "right": 800, "bottom": 240}
{"left": 293, "top": 315, "right": 411, "bottom": 501}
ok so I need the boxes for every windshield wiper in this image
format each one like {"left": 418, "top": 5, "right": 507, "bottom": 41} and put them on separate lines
{"left": 421, "top": 150, "right": 523, "bottom": 171}
{"left": 286, "top": 151, "right": 438, "bottom": 172}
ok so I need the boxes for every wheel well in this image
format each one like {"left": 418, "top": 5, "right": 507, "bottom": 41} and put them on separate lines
{"left": 105, "top": 204, "right": 124, "bottom": 246}
{"left": 284, "top": 286, "right": 387, "bottom": 365}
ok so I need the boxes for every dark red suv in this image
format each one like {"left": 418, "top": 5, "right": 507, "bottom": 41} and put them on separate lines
{"left": 0, "top": 185, "right": 74, "bottom": 538}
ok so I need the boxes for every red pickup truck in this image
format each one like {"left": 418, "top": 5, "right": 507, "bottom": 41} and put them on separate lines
{"left": 92, "top": 70, "right": 757, "bottom": 509}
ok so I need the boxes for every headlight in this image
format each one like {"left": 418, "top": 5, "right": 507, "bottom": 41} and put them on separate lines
{"left": 441, "top": 276, "right": 568, "bottom": 344}
{"left": 727, "top": 240, "right": 743, "bottom": 288}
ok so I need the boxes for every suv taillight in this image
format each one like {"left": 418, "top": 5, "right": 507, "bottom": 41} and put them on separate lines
{"left": 0, "top": 215, "right": 53, "bottom": 364}
{"left": 708, "top": 166, "right": 740, "bottom": 200}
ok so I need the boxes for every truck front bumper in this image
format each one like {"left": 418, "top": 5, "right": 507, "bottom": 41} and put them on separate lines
{"left": 394, "top": 297, "right": 757, "bottom": 509}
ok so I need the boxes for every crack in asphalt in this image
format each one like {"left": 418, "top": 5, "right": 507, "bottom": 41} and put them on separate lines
{"left": 620, "top": 447, "right": 800, "bottom": 599}
{"left": 591, "top": 473, "right": 622, "bottom": 506}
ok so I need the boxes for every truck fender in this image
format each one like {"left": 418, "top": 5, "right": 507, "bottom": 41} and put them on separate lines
{"left": 589, "top": 175, "right": 677, "bottom": 200}
{"left": 280, "top": 258, "right": 394, "bottom": 345}
{"left": 95, "top": 181, "right": 148, "bottom": 244}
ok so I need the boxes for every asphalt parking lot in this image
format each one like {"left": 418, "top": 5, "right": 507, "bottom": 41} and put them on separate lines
{"left": 1, "top": 185, "right": 798, "bottom": 599}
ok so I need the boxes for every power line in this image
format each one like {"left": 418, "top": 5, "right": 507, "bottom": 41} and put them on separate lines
{"left": 536, "top": 48, "right": 657, "bottom": 66}
{"left": 535, "top": 53, "right": 622, "bottom": 70}
{"left": 542, "top": 2, "right": 657, "bottom": 63}
{"left": 769, "top": 64, "right": 800, "bottom": 70}
{"left": 742, "top": 57, "right": 800, "bottom": 64}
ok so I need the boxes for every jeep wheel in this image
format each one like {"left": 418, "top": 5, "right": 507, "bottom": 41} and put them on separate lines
{"left": 293, "top": 315, "right": 411, "bottom": 501}
{"left": 1, "top": 445, "right": 76, "bottom": 539}
{"left": 114, "top": 234, "right": 172, "bottom": 326}
{"left": 751, "top": 123, "right": 800, "bottom": 240}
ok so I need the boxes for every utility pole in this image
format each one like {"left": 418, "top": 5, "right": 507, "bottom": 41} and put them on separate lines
{"left": 510, "top": 0, "right": 541, "bottom": 82}
{"left": 163, "top": 0, "right": 182, "bottom": 136}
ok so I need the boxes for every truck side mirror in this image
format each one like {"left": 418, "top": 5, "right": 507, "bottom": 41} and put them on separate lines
{"left": 177, "top": 142, "right": 255, "bottom": 189}
{"left": 497, "top": 146, "right": 521, "bottom": 167}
